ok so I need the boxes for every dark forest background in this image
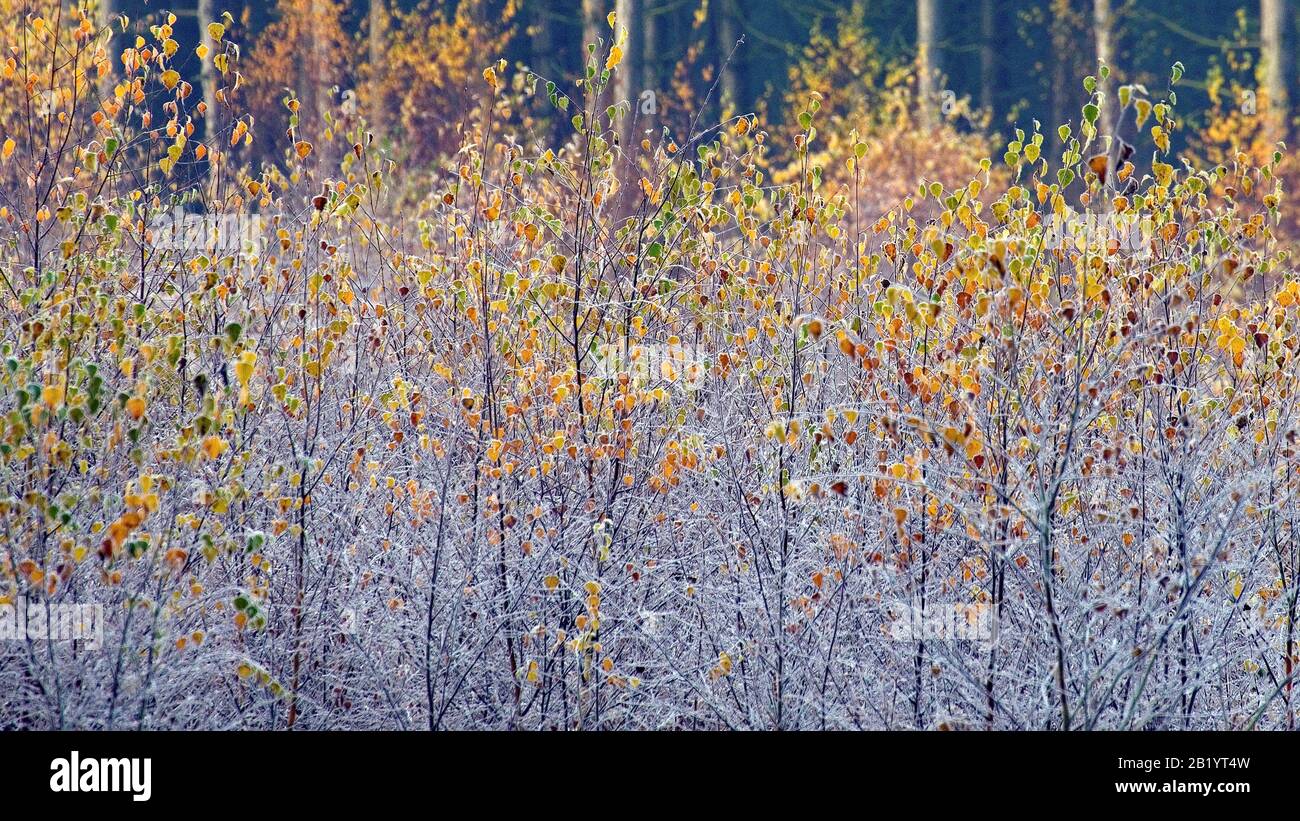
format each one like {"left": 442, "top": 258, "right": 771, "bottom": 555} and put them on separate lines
{"left": 105, "top": 0, "right": 1297, "bottom": 161}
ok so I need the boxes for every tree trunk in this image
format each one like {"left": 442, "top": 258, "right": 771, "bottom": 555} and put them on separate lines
{"left": 530, "top": 0, "right": 556, "bottom": 79}
{"left": 614, "top": 0, "right": 645, "bottom": 146}
{"left": 96, "top": 0, "right": 114, "bottom": 29}
{"left": 582, "top": 0, "right": 606, "bottom": 59}
{"left": 96, "top": 0, "right": 115, "bottom": 98}
{"left": 1093, "top": 0, "right": 1113, "bottom": 144}
{"left": 368, "top": 0, "right": 387, "bottom": 140}
{"left": 198, "top": 0, "right": 218, "bottom": 146}
{"left": 1261, "top": 0, "right": 1289, "bottom": 141}
{"left": 642, "top": 1, "right": 658, "bottom": 94}
{"left": 981, "top": 0, "right": 997, "bottom": 113}
{"left": 612, "top": 0, "right": 645, "bottom": 216}
{"left": 1052, "top": 0, "right": 1072, "bottom": 151}
{"left": 297, "top": 0, "right": 327, "bottom": 132}
{"left": 715, "top": 0, "right": 741, "bottom": 111}
{"left": 917, "top": 0, "right": 941, "bottom": 126}
{"left": 614, "top": 0, "right": 643, "bottom": 110}
{"left": 1093, "top": 0, "right": 1113, "bottom": 70}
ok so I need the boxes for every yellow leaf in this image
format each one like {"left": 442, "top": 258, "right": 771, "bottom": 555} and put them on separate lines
{"left": 1, "top": 137, "right": 13, "bottom": 161}
{"left": 202, "top": 436, "right": 228, "bottom": 460}
{"left": 42, "top": 384, "right": 64, "bottom": 410}
{"left": 160, "top": 69, "right": 180, "bottom": 90}
{"left": 1152, "top": 161, "right": 1173, "bottom": 188}
{"left": 295, "top": 141, "right": 313, "bottom": 159}
{"left": 1151, "top": 125, "right": 1170, "bottom": 153}
{"left": 208, "top": 22, "right": 226, "bottom": 41}
{"left": 235, "top": 351, "right": 256, "bottom": 386}
{"left": 126, "top": 396, "right": 146, "bottom": 420}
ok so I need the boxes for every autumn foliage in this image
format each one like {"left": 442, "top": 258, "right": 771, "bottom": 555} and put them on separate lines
{"left": 2, "top": 4, "right": 1299, "bottom": 732}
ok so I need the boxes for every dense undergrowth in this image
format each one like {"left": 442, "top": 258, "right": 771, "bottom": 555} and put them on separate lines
{"left": 2, "top": 4, "right": 1299, "bottom": 730}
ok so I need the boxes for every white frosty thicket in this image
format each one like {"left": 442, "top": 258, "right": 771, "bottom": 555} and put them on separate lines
{"left": 2, "top": 10, "right": 1298, "bottom": 731}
